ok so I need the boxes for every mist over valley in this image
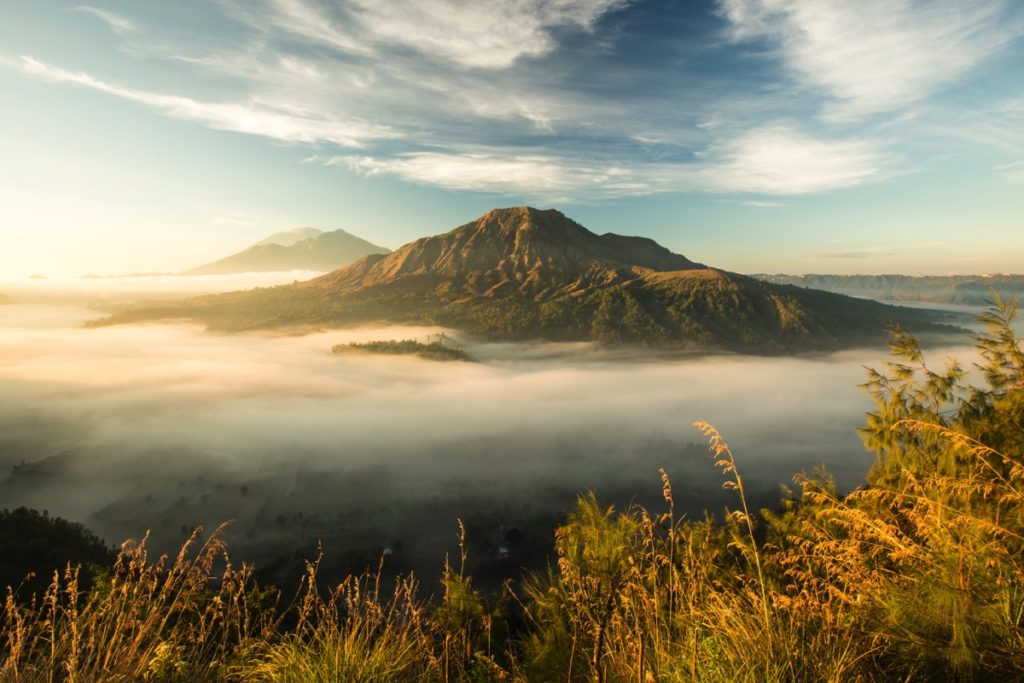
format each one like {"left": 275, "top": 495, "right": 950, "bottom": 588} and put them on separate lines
{"left": 0, "top": 270, "right": 982, "bottom": 585}
{"left": 0, "top": 208, "right": 993, "bottom": 586}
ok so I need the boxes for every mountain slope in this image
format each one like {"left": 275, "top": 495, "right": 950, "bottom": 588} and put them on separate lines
{"left": 184, "top": 228, "right": 389, "bottom": 275}
{"left": 100, "top": 207, "right": 953, "bottom": 353}
{"left": 0, "top": 292, "right": 12, "bottom": 305}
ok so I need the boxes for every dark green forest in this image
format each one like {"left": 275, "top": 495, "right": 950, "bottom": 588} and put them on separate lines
{"left": 332, "top": 338, "right": 472, "bottom": 362}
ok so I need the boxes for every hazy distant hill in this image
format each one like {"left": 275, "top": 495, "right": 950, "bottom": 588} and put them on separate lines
{"left": 0, "top": 292, "right": 13, "bottom": 305}
{"left": 253, "top": 227, "right": 324, "bottom": 247}
{"left": 99, "top": 208, "right": 953, "bottom": 353}
{"left": 184, "top": 228, "right": 389, "bottom": 275}
{"left": 754, "top": 273, "right": 1024, "bottom": 305}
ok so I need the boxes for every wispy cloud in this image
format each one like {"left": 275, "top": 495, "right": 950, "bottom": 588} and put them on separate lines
{"left": 76, "top": 5, "right": 136, "bottom": 33}
{"left": 999, "top": 98, "right": 1024, "bottom": 115}
{"left": 338, "top": 152, "right": 655, "bottom": 199}
{"left": 998, "top": 160, "right": 1024, "bottom": 185}
{"left": 251, "top": 0, "right": 628, "bottom": 70}
{"left": 819, "top": 249, "right": 894, "bottom": 259}
{"left": 720, "top": 0, "right": 1024, "bottom": 120}
{"left": 250, "top": 0, "right": 372, "bottom": 56}
{"left": 726, "top": 199, "right": 785, "bottom": 208}
{"left": 6, "top": 1, "right": 1006, "bottom": 204}
{"left": 338, "top": 125, "right": 888, "bottom": 197}
{"left": 345, "top": 0, "right": 628, "bottom": 69}
{"left": 695, "top": 125, "right": 889, "bottom": 195}
{"left": 16, "top": 56, "right": 395, "bottom": 148}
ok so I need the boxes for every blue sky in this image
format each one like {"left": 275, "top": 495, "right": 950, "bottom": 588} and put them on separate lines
{"left": 1, "top": 0, "right": 1022, "bottom": 277}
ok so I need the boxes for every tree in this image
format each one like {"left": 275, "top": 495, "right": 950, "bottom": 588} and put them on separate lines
{"left": 0, "top": 507, "right": 114, "bottom": 598}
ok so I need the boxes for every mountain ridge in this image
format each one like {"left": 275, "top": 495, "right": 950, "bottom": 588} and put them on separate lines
{"left": 306, "top": 207, "right": 702, "bottom": 295}
{"left": 254, "top": 227, "right": 323, "bottom": 247}
{"left": 184, "top": 228, "right": 389, "bottom": 275}
{"left": 96, "top": 207, "right": 955, "bottom": 353}
{"left": 754, "top": 273, "right": 1024, "bottom": 306}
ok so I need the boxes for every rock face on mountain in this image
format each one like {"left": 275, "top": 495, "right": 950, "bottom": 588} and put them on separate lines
{"left": 99, "top": 207, "right": 952, "bottom": 353}
{"left": 184, "top": 228, "right": 389, "bottom": 275}
{"left": 310, "top": 207, "right": 702, "bottom": 294}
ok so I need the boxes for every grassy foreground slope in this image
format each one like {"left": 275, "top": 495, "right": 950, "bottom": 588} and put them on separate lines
{"left": 94, "top": 208, "right": 953, "bottom": 354}
{"left": 6, "top": 298, "right": 1024, "bottom": 681}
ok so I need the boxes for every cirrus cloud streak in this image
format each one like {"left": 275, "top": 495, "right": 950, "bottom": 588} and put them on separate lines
{"left": 720, "top": 0, "right": 1024, "bottom": 120}
{"left": 338, "top": 125, "right": 890, "bottom": 198}
{"left": 17, "top": 55, "right": 396, "bottom": 148}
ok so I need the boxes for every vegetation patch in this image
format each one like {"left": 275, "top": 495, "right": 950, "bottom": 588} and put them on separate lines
{"left": 332, "top": 339, "right": 472, "bottom": 362}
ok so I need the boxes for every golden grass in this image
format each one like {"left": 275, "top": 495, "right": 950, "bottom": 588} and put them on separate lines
{"left": 2, "top": 523, "right": 272, "bottom": 682}
{"left": 4, "top": 416, "right": 1022, "bottom": 681}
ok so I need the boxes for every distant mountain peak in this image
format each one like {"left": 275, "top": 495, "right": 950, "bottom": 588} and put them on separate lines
{"left": 184, "top": 227, "right": 389, "bottom": 275}
{"left": 254, "top": 227, "right": 324, "bottom": 247}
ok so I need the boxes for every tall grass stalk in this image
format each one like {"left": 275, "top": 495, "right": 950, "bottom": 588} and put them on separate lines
{"left": 693, "top": 420, "right": 773, "bottom": 645}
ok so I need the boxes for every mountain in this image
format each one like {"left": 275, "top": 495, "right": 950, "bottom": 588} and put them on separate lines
{"left": 98, "top": 207, "right": 954, "bottom": 353}
{"left": 184, "top": 228, "right": 389, "bottom": 275}
{"left": 0, "top": 292, "right": 12, "bottom": 305}
{"left": 254, "top": 227, "right": 324, "bottom": 247}
{"left": 754, "top": 273, "right": 1024, "bottom": 306}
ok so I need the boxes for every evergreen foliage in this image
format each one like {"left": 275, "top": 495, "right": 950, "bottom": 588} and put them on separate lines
{"left": 0, "top": 507, "right": 114, "bottom": 598}
{"left": 332, "top": 339, "right": 472, "bottom": 362}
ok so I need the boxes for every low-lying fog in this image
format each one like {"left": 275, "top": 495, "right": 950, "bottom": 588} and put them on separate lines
{"left": 0, "top": 271, "right": 325, "bottom": 306}
{"left": 0, "top": 276, "right": 988, "bottom": 587}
